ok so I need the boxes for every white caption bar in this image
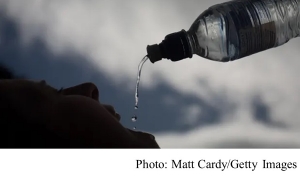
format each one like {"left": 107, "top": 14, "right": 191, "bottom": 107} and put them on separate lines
{"left": 0, "top": 149, "right": 298, "bottom": 181}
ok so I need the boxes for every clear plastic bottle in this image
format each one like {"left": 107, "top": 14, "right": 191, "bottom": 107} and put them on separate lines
{"left": 147, "top": 0, "right": 300, "bottom": 63}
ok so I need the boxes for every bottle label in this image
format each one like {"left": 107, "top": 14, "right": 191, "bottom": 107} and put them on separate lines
{"left": 222, "top": 0, "right": 277, "bottom": 57}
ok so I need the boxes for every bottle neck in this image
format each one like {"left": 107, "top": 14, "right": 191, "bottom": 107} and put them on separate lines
{"left": 186, "top": 31, "right": 198, "bottom": 56}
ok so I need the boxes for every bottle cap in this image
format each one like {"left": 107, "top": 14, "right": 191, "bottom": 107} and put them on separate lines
{"left": 147, "top": 30, "right": 192, "bottom": 63}
{"left": 147, "top": 44, "right": 162, "bottom": 63}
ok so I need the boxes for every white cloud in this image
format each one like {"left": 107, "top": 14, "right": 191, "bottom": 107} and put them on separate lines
{"left": 1, "top": 0, "right": 300, "bottom": 148}
{"left": 156, "top": 109, "right": 300, "bottom": 148}
{"left": 179, "top": 105, "right": 203, "bottom": 126}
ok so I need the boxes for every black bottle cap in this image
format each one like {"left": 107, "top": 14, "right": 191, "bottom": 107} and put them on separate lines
{"left": 147, "top": 30, "right": 192, "bottom": 63}
{"left": 147, "top": 44, "right": 162, "bottom": 63}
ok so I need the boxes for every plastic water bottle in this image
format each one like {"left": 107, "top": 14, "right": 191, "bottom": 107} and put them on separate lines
{"left": 147, "top": 0, "right": 300, "bottom": 63}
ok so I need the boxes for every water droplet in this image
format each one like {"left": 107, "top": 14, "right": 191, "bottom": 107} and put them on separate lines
{"left": 133, "top": 127, "right": 136, "bottom": 130}
{"left": 134, "top": 106, "right": 138, "bottom": 110}
{"left": 131, "top": 116, "right": 137, "bottom": 122}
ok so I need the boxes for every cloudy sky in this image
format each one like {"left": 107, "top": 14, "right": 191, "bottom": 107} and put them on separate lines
{"left": 0, "top": 0, "right": 300, "bottom": 148}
